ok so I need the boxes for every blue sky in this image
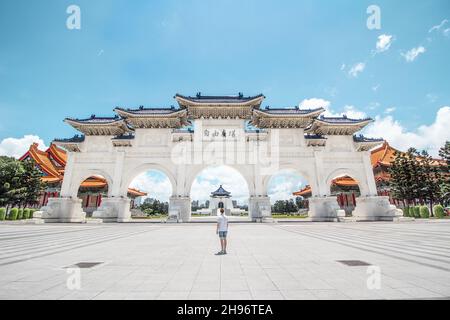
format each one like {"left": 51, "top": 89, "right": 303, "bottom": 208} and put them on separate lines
{"left": 0, "top": 0, "right": 449, "bottom": 202}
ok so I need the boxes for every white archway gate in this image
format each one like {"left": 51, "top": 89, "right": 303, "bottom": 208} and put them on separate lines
{"left": 42, "top": 93, "right": 401, "bottom": 223}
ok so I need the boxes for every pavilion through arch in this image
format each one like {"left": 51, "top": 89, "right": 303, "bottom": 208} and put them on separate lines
{"left": 189, "top": 165, "right": 251, "bottom": 221}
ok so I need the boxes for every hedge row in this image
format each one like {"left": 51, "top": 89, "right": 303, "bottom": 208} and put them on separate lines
{"left": 0, "top": 208, "right": 36, "bottom": 221}
{"left": 403, "top": 205, "right": 446, "bottom": 219}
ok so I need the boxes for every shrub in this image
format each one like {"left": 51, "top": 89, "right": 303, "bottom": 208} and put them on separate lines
{"left": 419, "top": 206, "right": 430, "bottom": 218}
{"left": 413, "top": 206, "right": 421, "bottom": 218}
{"left": 403, "top": 207, "right": 410, "bottom": 217}
{"left": 408, "top": 207, "right": 415, "bottom": 217}
{"left": 17, "top": 208, "right": 23, "bottom": 220}
{"left": 9, "top": 208, "right": 19, "bottom": 220}
{"left": 434, "top": 205, "right": 445, "bottom": 219}
{"left": 29, "top": 209, "right": 35, "bottom": 219}
{"left": 23, "top": 208, "right": 30, "bottom": 219}
{"left": 0, "top": 208, "right": 6, "bottom": 221}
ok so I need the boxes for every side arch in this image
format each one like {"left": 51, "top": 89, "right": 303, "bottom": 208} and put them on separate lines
{"left": 325, "top": 167, "right": 369, "bottom": 196}
{"left": 69, "top": 169, "right": 114, "bottom": 199}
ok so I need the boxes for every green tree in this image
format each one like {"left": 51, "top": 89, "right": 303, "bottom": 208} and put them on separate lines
{"left": 20, "top": 159, "right": 45, "bottom": 207}
{"left": 438, "top": 141, "right": 450, "bottom": 206}
{"left": 417, "top": 150, "right": 445, "bottom": 215}
{"left": 0, "top": 157, "right": 26, "bottom": 208}
{"left": 389, "top": 150, "right": 419, "bottom": 207}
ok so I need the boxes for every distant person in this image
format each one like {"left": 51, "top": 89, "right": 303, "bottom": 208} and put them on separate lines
{"left": 216, "top": 208, "right": 228, "bottom": 255}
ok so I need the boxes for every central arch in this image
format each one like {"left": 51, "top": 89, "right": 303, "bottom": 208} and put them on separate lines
{"left": 188, "top": 165, "right": 251, "bottom": 221}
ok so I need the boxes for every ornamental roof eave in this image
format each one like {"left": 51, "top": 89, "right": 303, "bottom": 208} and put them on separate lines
{"left": 174, "top": 93, "right": 265, "bottom": 107}
{"left": 64, "top": 117, "right": 131, "bottom": 136}
{"left": 250, "top": 108, "right": 326, "bottom": 129}
{"left": 304, "top": 117, "right": 374, "bottom": 135}
{"left": 353, "top": 135, "right": 385, "bottom": 151}
{"left": 114, "top": 107, "right": 187, "bottom": 118}
{"left": 253, "top": 107, "right": 325, "bottom": 117}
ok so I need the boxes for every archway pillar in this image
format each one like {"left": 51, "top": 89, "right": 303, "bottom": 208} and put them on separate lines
{"left": 352, "top": 196, "right": 401, "bottom": 221}
{"left": 249, "top": 196, "right": 272, "bottom": 222}
{"left": 308, "top": 197, "right": 342, "bottom": 222}
{"left": 41, "top": 197, "right": 86, "bottom": 223}
{"left": 169, "top": 196, "right": 191, "bottom": 222}
{"left": 92, "top": 197, "right": 131, "bottom": 222}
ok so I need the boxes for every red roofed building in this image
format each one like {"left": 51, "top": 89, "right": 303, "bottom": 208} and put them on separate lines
{"left": 19, "top": 143, "right": 147, "bottom": 214}
{"left": 293, "top": 141, "right": 446, "bottom": 214}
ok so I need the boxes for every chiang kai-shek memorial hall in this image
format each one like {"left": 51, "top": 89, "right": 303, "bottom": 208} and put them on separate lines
{"left": 41, "top": 93, "right": 402, "bottom": 223}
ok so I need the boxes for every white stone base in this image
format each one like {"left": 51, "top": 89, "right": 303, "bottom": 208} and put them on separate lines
{"left": 41, "top": 198, "right": 86, "bottom": 223}
{"left": 169, "top": 196, "right": 191, "bottom": 222}
{"left": 308, "top": 197, "right": 340, "bottom": 222}
{"left": 92, "top": 197, "right": 131, "bottom": 223}
{"left": 352, "top": 196, "right": 399, "bottom": 221}
{"left": 249, "top": 196, "right": 272, "bottom": 222}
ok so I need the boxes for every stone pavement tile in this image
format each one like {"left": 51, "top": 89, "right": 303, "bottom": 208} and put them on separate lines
{"left": 397, "top": 287, "right": 446, "bottom": 299}
{"left": 61, "top": 290, "right": 101, "bottom": 300}
{"left": 338, "top": 287, "right": 384, "bottom": 300}
{"left": 157, "top": 291, "right": 190, "bottom": 300}
{"left": 104, "top": 280, "right": 142, "bottom": 292}
{"left": 125, "top": 291, "right": 161, "bottom": 300}
{"left": 374, "top": 288, "right": 414, "bottom": 300}
{"left": 281, "top": 290, "right": 317, "bottom": 300}
{"left": 93, "top": 291, "right": 128, "bottom": 300}
{"left": 220, "top": 279, "right": 249, "bottom": 291}
{"left": 297, "top": 278, "right": 335, "bottom": 290}
{"left": 163, "top": 279, "right": 195, "bottom": 291}
{"left": 311, "top": 289, "right": 351, "bottom": 300}
{"left": 188, "top": 291, "right": 221, "bottom": 300}
{"left": 250, "top": 290, "right": 284, "bottom": 300}
{"left": 191, "top": 280, "right": 221, "bottom": 291}
{"left": 220, "top": 291, "right": 253, "bottom": 300}
{"left": 245, "top": 278, "right": 278, "bottom": 291}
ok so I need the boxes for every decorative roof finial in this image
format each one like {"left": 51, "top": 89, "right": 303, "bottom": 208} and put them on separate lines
{"left": 90, "top": 114, "right": 96, "bottom": 119}
{"left": 196, "top": 92, "right": 202, "bottom": 98}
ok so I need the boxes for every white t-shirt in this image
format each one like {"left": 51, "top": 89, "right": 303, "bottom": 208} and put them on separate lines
{"left": 217, "top": 214, "right": 228, "bottom": 232}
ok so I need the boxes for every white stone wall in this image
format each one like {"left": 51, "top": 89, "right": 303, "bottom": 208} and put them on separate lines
{"left": 49, "top": 120, "right": 394, "bottom": 222}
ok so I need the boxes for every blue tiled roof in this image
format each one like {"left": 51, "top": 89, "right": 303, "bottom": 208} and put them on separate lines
{"left": 54, "top": 135, "right": 85, "bottom": 143}
{"left": 66, "top": 115, "right": 122, "bottom": 123}
{"left": 317, "top": 115, "right": 373, "bottom": 124}
{"left": 115, "top": 106, "right": 183, "bottom": 115}
{"left": 175, "top": 93, "right": 265, "bottom": 104}
{"left": 211, "top": 185, "right": 231, "bottom": 197}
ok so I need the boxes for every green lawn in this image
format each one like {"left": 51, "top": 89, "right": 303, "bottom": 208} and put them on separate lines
{"left": 272, "top": 214, "right": 309, "bottom": 219}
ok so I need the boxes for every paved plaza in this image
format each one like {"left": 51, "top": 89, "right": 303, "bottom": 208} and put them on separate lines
{"left": 0, "top": 220, "right": 450, "bottom": 300}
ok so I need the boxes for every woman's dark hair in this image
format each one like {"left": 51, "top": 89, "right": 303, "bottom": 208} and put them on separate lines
{"left": 220, "top": 208, "right": 225, "bottom": 213}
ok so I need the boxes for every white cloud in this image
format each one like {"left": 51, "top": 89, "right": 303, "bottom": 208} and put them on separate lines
{"left": 429, "top": 19, "right": 448, "bottom": 33}
{"left": 444, "top": 28, "right": 450, "bottom": 37}
{"left": 341, "top": 105, "right": 367, "bottom": 119}
{"left": 299, "top": 98, "right": 331, "bottom": 110}
{"left": 401, "top": 46, "right": 426, "bottom": 62}
{"left": 372, "top": 84, "right": 380, "bottom": 92}
{"left": 299, "top": 99, "right": 367, "bottom": 119}
{"left": 348, "top": 62, "right": 365, "bottom": 78}
{"left": 0, "top": 135, "right": 48, "bottom": 159}
{"left": 375, "top": 34, "right": 394, "bottom": 53}
{"left": 340, "top": 63, "right": 346, "bottom": 71}
{"left": 384, "top": 107, "right": 396, "bottom": 114}
{"left": 364, "top": 106, "right": 450, "bottom": 156}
